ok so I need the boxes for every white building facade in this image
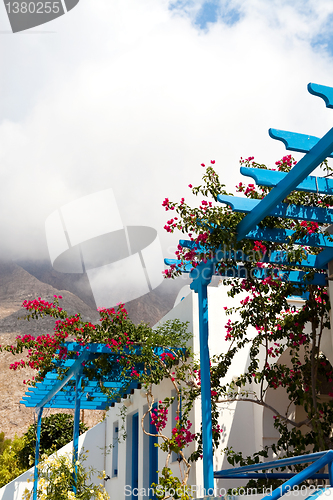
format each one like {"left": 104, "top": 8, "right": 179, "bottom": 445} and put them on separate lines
{"left": 1, "top": 280, "right": 333, "bottom": 499}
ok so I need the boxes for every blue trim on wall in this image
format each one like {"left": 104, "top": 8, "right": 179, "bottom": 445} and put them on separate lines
{"left": 149, "top": 403, "right": 158, "bottom": 498}
{"left": 132, "top": 413, "right": 139, "bottom": 500}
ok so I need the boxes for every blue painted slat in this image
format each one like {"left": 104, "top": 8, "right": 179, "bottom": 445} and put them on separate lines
{"left": 240, "top": 166, "right": 333, "bottom": 195}
{"left": 22, "top": 402, "right": 112, "bottom": 409}
{"left": 308, "top": 82, "right": 333, "bottom": 109}
{"left": 22, "top": 343, "right": 182, "bottom": 411}
{"left": 246, "top": 226, "right": 333, "bottom": 250}
{"left": 261, "top": 451, "right": 333, "bottom": 500}
{"left": 22, "top": 394, "right": 111, "bottom": 402}
{"left": 269, "top": 129, "right": 333, "bottom": 158}
{"left": 165, "top": 258, "right": 327, "bottom": 283}
{"left": 237, "top": 127, "right": 333, "bottom": 240}
{"left": 222, "top": 267, "right": 327, "bottom": 286}
{"left": 43, "top": 373, "right": 74, "bottom": 380}
{"left": 214, "top": 450, "right": 328, "bottom": 477}
{"left": 307, "top": 489, "right": 327, "bottom": 500}
{"left": 132, "top": 413, "right": 139, "bottom": 500}
{"left": 27, "top": 381, "right": 127, "bottom": 392}
{"left": 212, "top": 473, "right": 329, "bottom": 479}
{"left": 176, "top": 240, "right": 321, "bottom": 269}
{"left": 218, "top": 194, "right": 333, "bottom": 223}
{"left": 22, "top": 391, "right": 115, "bottom": 403}
{"left": 64, "top": 343, "right": 143, "bottom": 355}
{"left": 315, "top": 248, "right": 333, "bottom": 269}
{"left": 34, "top": 351, "right": 91, "bottom": 411}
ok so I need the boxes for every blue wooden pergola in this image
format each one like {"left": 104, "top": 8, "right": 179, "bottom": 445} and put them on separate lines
{"left": 164, "top": 82, "right": 333, "bottom": 494}
{"left": 21, "top": 342, "right": 178, "bottom": 500}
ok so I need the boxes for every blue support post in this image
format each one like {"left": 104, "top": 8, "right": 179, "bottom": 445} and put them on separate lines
{"left": 190, "top": 261, "right": 215, "bottom": 495}
{"left": 72, "top": 371, "right": 83, "bottom": 494}
{"left": 33, "top": 406, "right": 43, "bottom": 500}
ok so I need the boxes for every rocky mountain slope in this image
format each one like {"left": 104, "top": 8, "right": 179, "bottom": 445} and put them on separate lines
{"left": 0, "top": 260, "right": 104, "bottom": 439}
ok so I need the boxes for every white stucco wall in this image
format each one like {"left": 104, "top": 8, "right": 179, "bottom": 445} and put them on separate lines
{"left": 103, "top": 282, "right": 260, "bottom": 498}
{"left": 2, "top": 281, "right": 331, "bottom": 499}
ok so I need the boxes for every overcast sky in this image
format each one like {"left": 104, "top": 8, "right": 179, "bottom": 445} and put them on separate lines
{"left": 1, "top": 0, "right": 333, "bottom": 266}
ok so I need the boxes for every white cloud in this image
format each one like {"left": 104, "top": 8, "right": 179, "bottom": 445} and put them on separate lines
{"left": 1, "top": 0, "right": 333, "bottom": 263}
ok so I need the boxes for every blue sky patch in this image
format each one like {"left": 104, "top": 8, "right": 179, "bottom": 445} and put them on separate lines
{"left": 169, "top": 0, "right": 194, "bottom": 12}
{"left": 195, "top": 1, "right": 219, "bottom": 29}
{"left": 169, "top": 1, "right": 242, "bottom": 30}
{"left": 311, "top": 14, "right": 333, "bottom": 57}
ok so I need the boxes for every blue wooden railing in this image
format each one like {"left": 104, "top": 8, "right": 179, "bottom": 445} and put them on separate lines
{"left": 214, "top": 450, "right": 333, "bottom": 500}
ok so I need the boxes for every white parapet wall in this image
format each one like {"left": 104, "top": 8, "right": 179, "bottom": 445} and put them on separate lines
{"left": 0, "top": 420, "right": 106, "bottom": 500}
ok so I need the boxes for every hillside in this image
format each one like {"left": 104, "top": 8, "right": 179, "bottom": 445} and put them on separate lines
{"left": 0, "top": 260, "right": 101, "bottom": 439}
{"left": 0, "top": 259, "right": 189, "bottom": 439}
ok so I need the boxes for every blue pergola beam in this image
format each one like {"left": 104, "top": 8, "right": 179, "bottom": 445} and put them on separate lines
{"left": 214, "top": 450, "right": 329, "bottom": 477}
{"left": 22, "top": 402, "right": 113, "bottom": 409}
{"left": 34, "top": 351, "right": 91, "bottom": 411}
{"left": 63, "top": 343, "right": 144, "bottom": 354}
{"left": 178, "top": 225, "right": 333, "bottom": 251}
{"left": 22, "top": 381, "right": 141, "bottom": 407}
{"left": 237, "top": 127, "right": 333, "bottom": 240}
{"left": 21, "top": 343, "right": 179, "bottom": 411}
{"left": 240, "top": 167, "right": 333, "bottom": 195}
{"left": 223, "top": 267, "right": 327, "bottom": 286}
{"left": 218, "top": 195, "right": 333, "bottom": 224}
{"left": 315, "top": 248, "right": 333, "bottom": 269}
{"left": 25, "top": 380, "right": 132, "bottom": 393}
{"left": 268, "top": 129, "right": 333, "bottom": 157}
{"left": 165, "top": 259, "right": 327, "bottom": 285}
{"left": 213, "top": 473, "right": 329, "bottom": 480}
{"left": 308, "top": 82, "right": 333, "bottom": 108}
{"left": 178, "top": 240, "right": 321, "bottom": 269}
{"left": 22, "top": 394, "right": 114, "bottom": 402}
{"left": 247, "top": 226, "right": 333, "bottom": 249}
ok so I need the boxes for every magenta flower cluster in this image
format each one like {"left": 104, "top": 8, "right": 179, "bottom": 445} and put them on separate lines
{"left": 151, "top": 403, "right": 168, "bottom": 432}
{"left": 172, "top": 417, "right": 195, "bottom": 449}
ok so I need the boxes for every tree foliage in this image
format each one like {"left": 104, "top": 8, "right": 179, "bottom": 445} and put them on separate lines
{"left": 19, "top": 413, "right": 88, "bottom": 470}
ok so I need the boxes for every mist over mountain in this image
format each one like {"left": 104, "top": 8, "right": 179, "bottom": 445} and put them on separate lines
{"left": 16, "top": 258, "right": 191, "bottom": 325}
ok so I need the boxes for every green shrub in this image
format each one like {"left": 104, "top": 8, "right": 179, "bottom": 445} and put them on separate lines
{"left": 19, "top": 413, "right": 88, "bottom": 469}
